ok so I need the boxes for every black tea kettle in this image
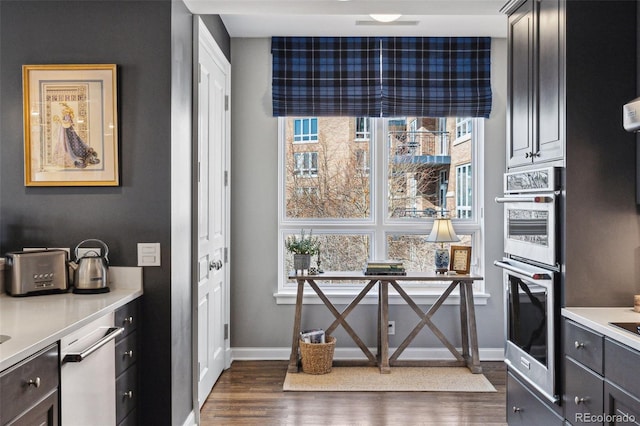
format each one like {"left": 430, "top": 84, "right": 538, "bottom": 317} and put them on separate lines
{"left": 70, "top": 239, "right": 110, "bottom": 294}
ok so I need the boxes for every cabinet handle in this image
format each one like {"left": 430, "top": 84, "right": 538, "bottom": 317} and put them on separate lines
{"left": 27, "top": 377, "right": 41, "bottom": 388}
{"left": 123, "top": 390, "right": 133, "bottom": 399}
{"left": 124, "top": 350, "right": 134, "bottom": 358}
{"left": 574, "top": 341, "right": 585, "bottom": 349}
{"left": 525, "top": 152, "right": 531, "bottom": 158}
{"left": 512, "top": 406, "right": 522, "bottom": 413}
{"left": 575, "top": 396, "right": 588, "bottom": 405}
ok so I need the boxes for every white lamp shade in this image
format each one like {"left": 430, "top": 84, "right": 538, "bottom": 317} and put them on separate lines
{"left": 426, "top": 218, "right": 460, "bottom": 243}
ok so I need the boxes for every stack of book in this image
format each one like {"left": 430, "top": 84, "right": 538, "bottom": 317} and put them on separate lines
{"left": 364, "top": 260, "right": 406, "bottom": 275}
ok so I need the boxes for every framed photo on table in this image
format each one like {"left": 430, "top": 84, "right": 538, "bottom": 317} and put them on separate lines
{"left": 22, "top": 64, "right": 119, "bottom": 186}
{"left": 450, "top": 245, "right": 472, "bottom": 274}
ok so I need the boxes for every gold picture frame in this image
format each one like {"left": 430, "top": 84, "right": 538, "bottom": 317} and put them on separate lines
{"left": 450, "top": 245, "right": 472, "bottom": 274}
{"left": 22, "top": 64, "right": 119, "bottom": 186}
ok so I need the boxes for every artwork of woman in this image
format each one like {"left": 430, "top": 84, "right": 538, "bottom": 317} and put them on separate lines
{"left": 52, "top": 102, "right": 100, "bottom": 169}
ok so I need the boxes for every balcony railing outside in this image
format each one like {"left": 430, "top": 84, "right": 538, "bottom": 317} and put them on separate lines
{"left": 389, "top": 130, "right": 450, "bottom": 158}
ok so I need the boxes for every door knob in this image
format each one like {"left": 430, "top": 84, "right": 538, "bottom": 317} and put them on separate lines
{"left": 209, "top": 260, "right": 223, "bottom": 271}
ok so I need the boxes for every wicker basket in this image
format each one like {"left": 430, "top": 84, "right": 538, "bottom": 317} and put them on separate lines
{"left": 299, "top": 336, "right": 336, "bottom": 374}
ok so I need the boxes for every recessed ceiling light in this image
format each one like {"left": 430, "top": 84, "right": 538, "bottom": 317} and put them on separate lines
{"left": 369, "top": 14, "right": 402, "bottom": 23}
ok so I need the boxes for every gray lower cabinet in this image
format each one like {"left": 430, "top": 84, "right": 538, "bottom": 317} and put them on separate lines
{"left": 563, "top": 319, "right": 640, "bottom": 425}
{"left": 0, "top": 344, "right": 59, "bottom": 426}
{"left": 115, "top": 299, "right": 140, "bottom": 425}
{"left": 507, "top": 371, "right": 564, "bottom": 425}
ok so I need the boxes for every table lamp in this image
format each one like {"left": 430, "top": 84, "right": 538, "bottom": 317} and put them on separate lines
{"left": 426, "top": 216, "right": 460, "bottom": 273}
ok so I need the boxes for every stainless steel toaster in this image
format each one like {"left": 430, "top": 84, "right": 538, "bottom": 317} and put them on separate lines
{"left": 4, "top": 250, "right": 69, "bottom": 296}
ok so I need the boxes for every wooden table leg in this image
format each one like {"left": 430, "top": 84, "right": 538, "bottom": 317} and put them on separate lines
{"left": 287, "top": 279, "right": 305, "bottom": 373}
{"left": 459, "top": 281, "right": 470, "bottom": 362}
{"left": 463, "top": 282, "right": 482, "bottom": 374}
{"left": 379, "top": 280, "right": 390, "bottom": 373}
{"left": 377, "top": 281, "right": 382, "bottom": 364}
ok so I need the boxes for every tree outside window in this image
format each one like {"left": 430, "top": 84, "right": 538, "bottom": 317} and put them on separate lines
{"left": 280, "top": 116, "right": 481, "bottom": 286}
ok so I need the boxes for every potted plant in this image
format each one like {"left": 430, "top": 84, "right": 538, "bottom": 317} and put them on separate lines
{"left": 286, "top": 229, "right": 320, "bottom": 274}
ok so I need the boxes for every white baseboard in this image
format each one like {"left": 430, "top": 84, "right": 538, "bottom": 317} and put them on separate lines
{"left": 231, "top": 346, "right": 505, "bottom": 362}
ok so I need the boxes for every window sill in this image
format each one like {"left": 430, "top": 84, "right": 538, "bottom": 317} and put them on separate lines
{"left": 274, "top": 289, "right": 491, "bottom": 305}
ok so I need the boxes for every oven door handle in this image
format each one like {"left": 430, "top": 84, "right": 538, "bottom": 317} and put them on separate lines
{"left": 62, "top": 327, "right": 123, "bottom": 363}
{"left": 495, "top": 194, "right": 556, "bottom": 204}
{"left": 494, "top": 260, "right": 552, "bottom": 280}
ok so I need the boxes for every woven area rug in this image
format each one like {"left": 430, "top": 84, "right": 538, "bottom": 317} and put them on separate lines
{"left": 283, "top": 367, "right": 496, "bottom": 392}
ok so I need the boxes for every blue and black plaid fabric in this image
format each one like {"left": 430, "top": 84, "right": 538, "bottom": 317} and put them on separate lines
{"left": 381, "top": 37, "right": 492, "bottom": 118}
{"left": 271, "top": 37, "right": 381, "bottom": 117}
{"left": 271, "top": 36, "right": 492, "bottom": 118}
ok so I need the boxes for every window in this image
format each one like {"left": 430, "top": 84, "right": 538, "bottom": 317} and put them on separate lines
{"left": 355, "top": 117, "right": 370, "bottom": 140}
{"left": 293, "top": 152, "right": 318, "bottom": 177}
{"left": 293, "top": 118, "right": 318, "bottom": 142}
{"left": 355, "top": 149, "right": 370, "bottom": 175}
{"left": 279, "top": 116, "right": 484, "bottom": 302}
{"left": 455, "top": 117, "right": 472, "bottom": 140}
{"left": 456, "top": 164, "right": 472, "bottom": 219}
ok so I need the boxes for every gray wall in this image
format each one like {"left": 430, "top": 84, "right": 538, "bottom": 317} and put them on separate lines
{"left": 0, "top": 2, "right": 229, "bottom": 424}
{"left": 563, "top": 1, "right": 640, "bottom": 307}
{"left": 229, "top": 38, "right": 507, "bottom": 352}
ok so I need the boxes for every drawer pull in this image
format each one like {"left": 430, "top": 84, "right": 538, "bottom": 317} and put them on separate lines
{"left": 27, "top": 377, "right": 41, "bottom": 388}
{"left": 512, "top": 406, "right": 522, "bottom": 413}
{"left": 123, "top": 390, "right": 133, "bottom": 399}
{"left": 123, "top": 316, "right": 134, "bottom": 325}
{"left": 124, "top": 350, "right": 134, "bottom": 358}
{"left": 575, "top": 396, "right": 588, "bottom": 405}
{"left": 574, "top": 341, "right": 585, "bottom": 349}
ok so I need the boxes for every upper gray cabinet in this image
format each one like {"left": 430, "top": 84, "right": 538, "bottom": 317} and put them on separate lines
{"left": 504, "top": 0, "right": 564, "bottom": 169}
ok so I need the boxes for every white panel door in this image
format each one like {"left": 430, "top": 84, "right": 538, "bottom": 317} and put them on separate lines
{"left": 197, "top": 20, "right": 230, "bottom": 408}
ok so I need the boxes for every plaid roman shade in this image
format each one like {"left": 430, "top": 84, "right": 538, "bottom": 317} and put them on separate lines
{"left": 271, "top": 36, "right": 492, "bottom": 118}
{"left": 381, "top": 37, "right": 492, "bottom": 118}
{"left": 271, "top": 37, "right": 381, "bottom": 117}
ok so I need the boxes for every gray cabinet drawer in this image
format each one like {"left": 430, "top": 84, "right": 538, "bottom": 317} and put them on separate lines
{"left": 564, "top": 319, "right": 603, "bottom": 374}
{"left": 115, "top": 299, "right": 139, "bottom": 340}
{"left": 564, "top": 357, "right": 604, "bottom": 424}
{"left": 5, "top": 389, "right": 58, "bottom": 426}
{"left": 507, "top": 371, "right": 564, "bottom": 426}
{"left": 604, "top": 338, "right": 640, "bottom": 398}
{"left": 0, "top": 344, "right": 59, "bottom": 424}
{"left": 604, "top": 381, "right": 640, "bottom": 425}
{"left": 116, "top": 364, "right": 138, "bottom": 424}
{"left": 115, "top": 331, "right": 138, "bottom": 376}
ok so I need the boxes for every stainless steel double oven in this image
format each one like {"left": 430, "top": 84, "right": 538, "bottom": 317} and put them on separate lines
{"left": 495, "top": 166, "right": 562, "bottom": 403}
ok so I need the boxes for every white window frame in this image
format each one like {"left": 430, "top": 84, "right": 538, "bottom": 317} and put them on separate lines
{"left": 456, "top": 163, "right": 472, "bottom": 219}
{"left": 293, "top": 117, "right": 319, "bottom": 143}
{"left": 276, "top": 118, "right": 488, "bottom": 305}
{"left": 293, "top": 152, "right": 318, "bottom": 177}
{"left": 355, "top": 149, "right": 370, "bottom": 175}
{"left": 455, "top": 117, "right": 472, "bottom": 143}
{"left": 355, "top": 117, "right": 370, "bottom": 141}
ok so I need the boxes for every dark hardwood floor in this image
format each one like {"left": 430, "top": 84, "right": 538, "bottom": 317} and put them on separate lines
{"left": 201, "top": 361, "right": 507, "bottom": 425}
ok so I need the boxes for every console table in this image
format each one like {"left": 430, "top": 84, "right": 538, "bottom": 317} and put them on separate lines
{"left": 287, "top": 271, "right": 483, "bottom": 374}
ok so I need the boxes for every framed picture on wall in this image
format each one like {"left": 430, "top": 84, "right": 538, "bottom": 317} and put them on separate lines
{"left": 22, "top": 64, "right": 119, "bottom": 186}
{"left": 450, "top": 245, "right": 472, "bottom": 274}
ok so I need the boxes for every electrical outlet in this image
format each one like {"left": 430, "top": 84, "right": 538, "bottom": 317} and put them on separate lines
{"left": 388, "top": 321, "right": 395, "bottom": 335}
{"left": 137, "top": 242, "right": 161, "bottom": 266}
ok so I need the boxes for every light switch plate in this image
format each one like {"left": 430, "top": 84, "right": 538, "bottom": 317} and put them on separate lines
{"left": 137, "top": 243, "right": 161, "bottom": 266}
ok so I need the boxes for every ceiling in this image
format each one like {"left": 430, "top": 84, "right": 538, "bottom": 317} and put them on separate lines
{"left": 183, "top": 0, "right": 508, "bottom": 38}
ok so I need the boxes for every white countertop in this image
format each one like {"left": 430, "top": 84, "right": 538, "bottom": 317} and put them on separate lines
{"left": 0, "top": 267, "right": 143, "bottom": 371}
{"left": 562, "top": 307, "right": 640, "bottom": 352}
